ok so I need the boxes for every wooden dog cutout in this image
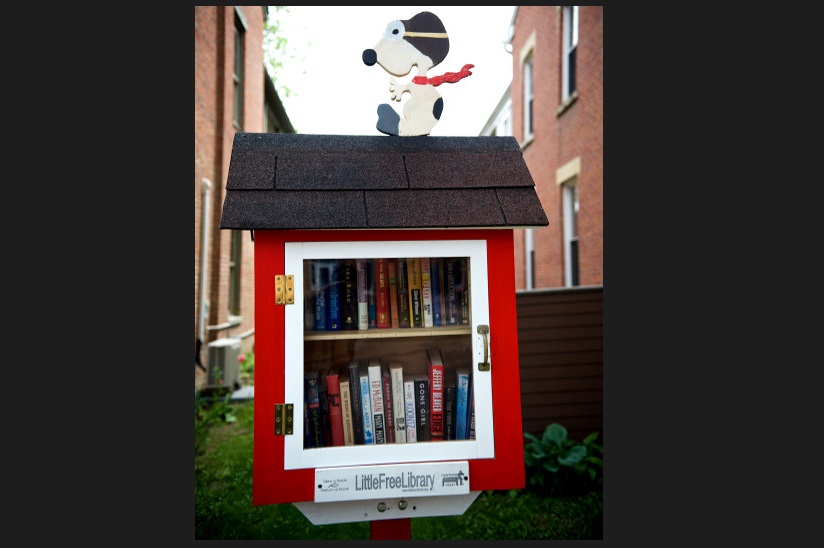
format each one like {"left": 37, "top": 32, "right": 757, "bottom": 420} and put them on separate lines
{"left": 362, "top": 11, "right": 473, "bottom": 136}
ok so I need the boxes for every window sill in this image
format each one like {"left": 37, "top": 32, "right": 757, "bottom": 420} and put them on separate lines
{"left": 555, "top": 90, "right": 579, "bottom": 117}
{"left": 520, "top": 134, "right": 534, "bottom": 151}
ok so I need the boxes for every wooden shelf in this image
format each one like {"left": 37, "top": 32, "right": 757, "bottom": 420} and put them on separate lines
{"left": 304, "top": 326, "right": 470, "bottom": 341}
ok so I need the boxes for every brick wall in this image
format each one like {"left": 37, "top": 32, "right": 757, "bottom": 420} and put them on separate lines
{"left": 510, "top": 6, "right": 603, "bottom": 289}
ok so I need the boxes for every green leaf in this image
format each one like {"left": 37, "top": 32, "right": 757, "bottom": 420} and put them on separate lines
{"left": 558, "top": 445, "right": 586, "bottom": 466}
{"left": 582, "top": 431, "right": 600, "bottom": 444}
{"left": 544, "top": 423, "right": 567, "bottom": 446}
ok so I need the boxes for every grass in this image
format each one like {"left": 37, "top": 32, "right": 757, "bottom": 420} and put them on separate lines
{"left": 195, "top": 398, "right": 603, "bottom": 540}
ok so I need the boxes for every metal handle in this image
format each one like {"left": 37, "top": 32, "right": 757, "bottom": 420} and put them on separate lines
{"left": 477, "top": 324, "right": 490, "bottom": 371}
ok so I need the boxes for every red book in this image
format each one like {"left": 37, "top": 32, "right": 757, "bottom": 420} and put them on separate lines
{"left": 325, "top": 367, "right": 345, "bottom": 446}
{"left": 376, "top": 258, "right": 391, "bottom": 328}
{"left": 388, "top": 259, "right": 400, "bottom": 328}
{"left": 427, "top": 349, "right": 445, "bottom": 440}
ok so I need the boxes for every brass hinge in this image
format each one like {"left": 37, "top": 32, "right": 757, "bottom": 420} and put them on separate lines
{"left": 275, "top": 275, "right": 294, "bottom": 305}
{"left": 274, "top": 403, "right": 294, "bottom": 435}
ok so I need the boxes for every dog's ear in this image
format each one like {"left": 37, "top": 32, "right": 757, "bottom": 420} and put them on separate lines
{"left": 402, "top": 11, "right": 449, "bottom": 66}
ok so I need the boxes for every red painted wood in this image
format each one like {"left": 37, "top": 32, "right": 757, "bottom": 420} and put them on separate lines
{"left": 370, "top": 518, "right": 411, "bottom": 540}
{"left": 252, "top": 229, "right": 525, "bottom": 506}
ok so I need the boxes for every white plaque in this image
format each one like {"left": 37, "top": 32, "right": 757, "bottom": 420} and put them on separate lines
{"left": 314, "top": 461, "right": 470, "bottom": 502}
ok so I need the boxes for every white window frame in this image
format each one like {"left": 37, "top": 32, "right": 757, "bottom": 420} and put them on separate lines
{"left": 562, "top": 6, "right": 578, "bottom": 102}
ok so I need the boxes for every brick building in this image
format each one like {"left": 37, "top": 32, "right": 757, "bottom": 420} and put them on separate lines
{"left": 194, "top": 6, "right": 293, "bottom": 389}
{"left": 504, "top": 6, "right": 603, "bottom": 290}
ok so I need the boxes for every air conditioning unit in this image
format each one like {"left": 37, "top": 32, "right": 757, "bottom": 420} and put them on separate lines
{"left": 207, "top": 338, "right": 242, "bottom": 390}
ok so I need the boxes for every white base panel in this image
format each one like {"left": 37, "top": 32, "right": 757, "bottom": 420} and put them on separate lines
{"left": 293, "top": 491, "right": 481, "bottom": 525}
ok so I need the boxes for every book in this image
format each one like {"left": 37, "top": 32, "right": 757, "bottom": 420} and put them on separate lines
{"left": 445, "top": 258, "right": 458, "bottom": 326}
{"left": 395, "top": 258, "right": 411, "bottom": 328}
{"left": 403, "top": 377, "right": 418, "bottom": 443}
{"left": 455, "top": 367, "right": 470, "bottom": 440}
{"left": 340, "top": 259, "right": 359, "bottom": 330}
{"left": 444, "top": 384, "right": 456, "bottom": 440}
{"left": 326, "top": 259, "right": 341, "bottom": 331}
{"left": 430, "top": 257, "right": 442, "bottom": 327}
{"left": 347, "top": 361, "right": 365, "bottom": 444}
{"left": 325, "top": 367, "right": 345, "bottom": 446}
{"left": 367, "top": 259, "right": 377, "bottom": 329}
{"left": 376, "top": 258, "right": 391, "bottom": 328}
{"left": 407, "top": 257, "right": 423, "bottom": 328}
{"left": 304, "top": 260, "right": 315, "bottom": 331}
{"left": 304, "top": 368, "right": 325, "bottom": 448}
{"left": 414, "top": 376, "right": 430, "bottom": 442}
{"left": 427, "top": 349, "right": 445, "bottom": 440}
{"left": 368, "top": 360, "right": 387, "bottom": 444}
{"left": 421, "top": 257, "right": 433, "bottom": 328}
{"left": 339, "top": 371, "right": 355, "bottom": 446}
{"left": 381, "top": 365, "right": 395, "bottom": 444}
{"left": 458, "top": 257, "right": 469, "bottom": 325}
{"left": 467, "top": 370, "right": 475, "bottom": 440}
{"left": 319, "top": 371, "right": 332, "bottom": 447}
{"left": 390, "top": 363, "right": 406, "bottom": 443}
{"left": 312, "top": 261, "right": 329, "bottom": 331}
{"left": 388, "top": 259, "right": 400, "bottom": 328}
{"left": 356, "top": 259, "right": 369, "bottom": 330}
{"left": 358, "top": 363, "right": 374, "bottom": 445}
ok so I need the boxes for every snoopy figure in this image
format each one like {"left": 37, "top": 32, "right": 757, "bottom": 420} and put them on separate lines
{"left": 362, "top": 11, "right": 474, "bottom": 136}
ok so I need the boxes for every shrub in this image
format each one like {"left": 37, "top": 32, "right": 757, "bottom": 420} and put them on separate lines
{"left": 523, "top": 423, "right": 603, "bottom": 497}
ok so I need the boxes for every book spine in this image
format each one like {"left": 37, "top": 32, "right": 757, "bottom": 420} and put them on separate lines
{"left": 348, "top": 361, "right": 364, "bottom": 444}
{"left": 381, "top": 366, "right": 395, "bottom": 443}
{"left": 459, "top": 257, "right": 469, "bottom": 325}
{"left": 414, "top": 377, "right": 430, "bottom": 442}
{"left": 376, "top": 258, "right": 390, "bottom": 329}
{"left": 341, "top": 259, "right": 358, "bottom": 330}
{"left": 367, "top": 259, "right": 377, "bottom": 329}
{"left": 437, "top": 258, "right": 447, "bottom": 326}
{"left": 313, "top": 261, "right": 328, "bottom": 331}
{"left": 427, "top": 350, "right": 445, "bottom": 440}
{"left": 446, "top": 258, "right": 458, "bottom": 325}
{"left": 421, "top": 257, "right": 433, "bottom": 328}
{"left": 403, "top": 378, "right": 417, "bottom": 443}
{"left": 455, "top": 368, "right": 470, "bottom": 440}
{"left": 467, "top": 371, "right": 475, "bottom": 440}
{"left": 356, "top": 259, "right": 369, "bottom": 330}
{"left": 319, "top": 373, "right": 332, "bottom": 447}
{"left": 388, "top": 259, "right": 400, "bottom": 328}
{"left": 444, "top": 385, "right": 456, "bottom": 440}
{"left": 390, "top": 364, "right": 406, "bottom": 443}
{"left": 327, "top": 260, "right": 341, "bottom": 331}
{"left": 305, "top": 370, "right": 325, "bottom": 448}
{"left": 340, "top": 377, "right": 355, "bottom": 446}
{"left": 395, "top": 258, "right": 411, "bottom": 328}
{"left": 407, "top": 258, "right": 423, "bottom": 328}
{"left": 359, "top": 368, "right": 374, "bottom": 444}
{"left": 326, "top": 369, "right": 345, "bottom": 446}
{"left": 304, "top": 260, "right": 315, "bottom": 331}
{"left": 430, "top": 257, "right": 442, "bottom": 327}
{"left": 368, "top": 362, "right": 386, "bottom": 444}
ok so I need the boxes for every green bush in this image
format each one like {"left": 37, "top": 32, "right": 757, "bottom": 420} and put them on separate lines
{"left": 523, "top": 423, "right": 603, "bottom": 497}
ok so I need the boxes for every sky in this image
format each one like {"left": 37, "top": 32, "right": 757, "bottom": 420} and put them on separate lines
{"left": 269, "top": 6, "right": 515, "bottom": 137}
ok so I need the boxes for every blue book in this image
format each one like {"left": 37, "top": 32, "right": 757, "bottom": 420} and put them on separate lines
{"left": 431, "top": 257, "right": 442, "bottom": 327}
{"left": 359, "top": 364, "right": 374, "bottom": 444}
{"left": 313, "top": 261, "right": 328, "bottom": 331}
{"left": 455, "top": 368, "right": 470, "bottom": 440}
{"left": 327, "top": 259, "right": 341, "bottom": 331}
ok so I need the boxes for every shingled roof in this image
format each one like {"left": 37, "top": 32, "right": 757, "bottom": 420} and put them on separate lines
{"left": 219, "top": 132, "right": 548, "bottom": 230}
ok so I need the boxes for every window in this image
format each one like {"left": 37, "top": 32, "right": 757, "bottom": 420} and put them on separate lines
{"left": 523, "top": 54, "right": 534, "bottom": 138}
{"left": 229, "top": 229, "right": 242, "bottom": 317}
{"left": 562, "top": 180, "right": 579, "bottom": 287}
{"left": 233, "top": 13, "right": 246, "bottom": 130}
{"left": 562, "top": 6, "right": 578, "bottom": 102}
{"left": 525, "top": 228, "right": 535, "bottom": 289}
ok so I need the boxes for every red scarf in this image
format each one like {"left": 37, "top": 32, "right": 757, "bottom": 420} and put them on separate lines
{"left": 412, "top": 64, "right": 474, "bottom": 87}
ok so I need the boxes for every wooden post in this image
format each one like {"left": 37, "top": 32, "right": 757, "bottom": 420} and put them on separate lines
{"left": 370, "top": 518, "right": 411, "bottom": 540}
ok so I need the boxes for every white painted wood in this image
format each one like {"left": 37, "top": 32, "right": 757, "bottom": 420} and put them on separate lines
{"left": 293, "top": 491, "right": 482, "bottom": 525}
{"left": 283, "top": 240, "right": 493, "bottom": 471}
